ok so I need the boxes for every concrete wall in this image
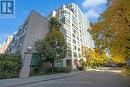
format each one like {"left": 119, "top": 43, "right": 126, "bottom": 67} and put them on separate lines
{"left": 21, "top": 11, "right": 49, "bottom": 59}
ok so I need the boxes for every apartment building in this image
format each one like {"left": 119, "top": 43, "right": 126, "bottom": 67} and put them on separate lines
{"left": 0, "top": 36, "right": 13, "bottom": 54}
{"left": 49, "top": 3, "right": 94, "bottom": 69}
{"left": 7, "top": 3, "right": 94, "bottom": 71}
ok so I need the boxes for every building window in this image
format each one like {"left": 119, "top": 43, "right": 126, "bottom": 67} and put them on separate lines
{"left": 77, "top": 37, "right": 79, "bottom": 41}
{"left": 72, "top": 24, "right": 78, "bottom": 30}
{"left": 73, "top": 29, "right": 78, "bottom": 35}
{"left": 60, "top": 17, "right": 65, "bottom": 24}
{"left": 78, "top": 42, "right": 80, "bottom": 46}
{"left": 80, "top": 39, "right": 82, "bottom": 42}
{"left": 78, "top": 47, "right": 80, "bottom": 52}
{"left": 73, "top": 45, "right": 76, "bottom": 50}
{"left": 61, "top": 10, "right": 70, "bottom": 15}
{"left": 66, "top": 36, "right": 71, "bottom": 42}
{"left": 67, "top": 50, "right": 72, "bottom": 57}
{"left": 79, "top": 53, "right": 81, "bottom": 57}
{"left": 72, "top": 33, "right": 76, "bottom": 38}
{"left": 73, "top": 29, "right": 76, "bottom": 33}
{"left": 73, "top": 39, "right": 76, "bottom": 44}
{"left": 65, "top": 18, "right": 70, "bottom": 23}
{"left": 73, "top": 52, "right": 77, "bottom": 57}
{"left": 24, "top": 22, "right": 28, "bottom": 29}
{"left": 80, "top": 30, "right": 81, "bottom": 33}
{"left": 65, "top": 24, "right": 70, "bottom": 30}
{"left": 66, "top": 30, "right": 71, "bottom": 36}
{"left": 67, "top": 42, "right": 71, "bottom": 49}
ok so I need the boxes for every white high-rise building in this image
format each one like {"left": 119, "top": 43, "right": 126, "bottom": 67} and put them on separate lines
{"left": 50, "top": 3, "right": 94, "bottom": 69}
{"left": 0, "top": 36, "right": 13, "bottom": 54}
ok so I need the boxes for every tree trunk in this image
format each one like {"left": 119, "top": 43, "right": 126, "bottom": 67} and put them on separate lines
{"left": 52, "top": 60, "right": 55, "bottom": 73}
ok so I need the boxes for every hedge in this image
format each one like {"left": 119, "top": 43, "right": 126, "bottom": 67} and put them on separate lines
{"left": 0, "top": 54, "right": 21, "bottom": 79}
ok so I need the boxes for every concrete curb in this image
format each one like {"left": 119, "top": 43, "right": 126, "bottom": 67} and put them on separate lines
{"left": 6, "top": 74, "right": 78, "bottom": 87}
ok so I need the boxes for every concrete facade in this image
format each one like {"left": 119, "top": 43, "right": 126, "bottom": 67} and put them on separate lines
{"left": 7, "top": 10, "right": 49, "bottom": 57}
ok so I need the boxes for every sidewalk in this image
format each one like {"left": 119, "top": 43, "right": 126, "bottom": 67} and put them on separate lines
{"left": 86, "top": 67, "right": 121, "bottom": 74}
{"left": 0, "top": 71, "right": 81, "bottom": 87}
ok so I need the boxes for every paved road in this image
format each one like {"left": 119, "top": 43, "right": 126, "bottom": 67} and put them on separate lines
{"left": 17, "top": 70, "right": 129, "bottom": 87}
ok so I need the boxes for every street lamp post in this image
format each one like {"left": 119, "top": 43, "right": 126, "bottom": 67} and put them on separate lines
{"left": 19, "top": 46, "right": 33, "bottom": 79}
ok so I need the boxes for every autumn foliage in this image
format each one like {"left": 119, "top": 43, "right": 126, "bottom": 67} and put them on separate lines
{"left": 81, "top": 46, "right": 109, "bottom": 67}
{"left": 91, "top": 0, "right": 130, "bottom": 63}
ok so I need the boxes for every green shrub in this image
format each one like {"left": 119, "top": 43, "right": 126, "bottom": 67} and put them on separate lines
{"left": 30, "top": 67, "right": 40, "bottom": 75}
{"left": 54, "top": 67, "right": 71, "bottom": 73}
{"left": 0, "top": 54, "right": 21, "bottom": 79}
{"left": 47, "top": 67, "right": 71, "bottom": 73}
{"left": 78, "top": 67, "right": 84, "bottom": 71}
{"left": 30, "top": 67, "right": 46, "bottom": 76}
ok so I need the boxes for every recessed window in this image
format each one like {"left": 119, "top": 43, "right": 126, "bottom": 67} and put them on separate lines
{"left": 72, "top": 33, "right": 76, "bottom": 38}
{"left": 66, "top": 36, "right": 71, "bottom": 42}
{"left": 67, "top": 42, "right": 71, "bottom": 49}
{"left": 73, "top": 29, "right": 76, "bottom": 33}
{"left": 73, "top": 52, "right": 77, "bottom": 57}
{"left": 80, "top": 39, "right": 82, "bottom": 42}
{"left": 73, "top": 45, "right": 76, "bottom": 50}
{"left": 67, "top": 50, "right": 72, "bottom": 57}
{"left": 73, "top": 39, "right": 76, "bottom": 44}
{"left": 77, "top": 37, "right": 79, "bottom": 41}
{"left": 79, "top": 53, "right": 81, "bottom": 57}
{"left": 78, "top": 47, "right": 80, "bottom": 52}
{"left": 66, "top": 30, "right": 71, "bottom": 36}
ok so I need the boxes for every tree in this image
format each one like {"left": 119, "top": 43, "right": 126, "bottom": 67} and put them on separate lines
{"left": 91, "top": 0, "right": 130, "bottom": 63}
{"left": 81, "top": 46, "right": 109, "bottom": 68}
{"left": 49, "top": 17, "right": 61, "bottom": 31}
{"left": 35, "top": 17, "right": 67, "bottom": 71}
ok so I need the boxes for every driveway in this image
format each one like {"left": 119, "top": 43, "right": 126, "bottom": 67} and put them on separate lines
{"left": 16, "top": 69, "right": 129, "bottom": 87}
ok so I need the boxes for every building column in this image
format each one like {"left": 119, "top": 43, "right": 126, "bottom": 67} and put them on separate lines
{"left": 19, "top": 53, "right": 32, "bottom": 79}
{"left": 63, "top": 58, "right": 66, "bottom": 67}
{"left": 72, "top": 59, "right": 77, "bottom": 70}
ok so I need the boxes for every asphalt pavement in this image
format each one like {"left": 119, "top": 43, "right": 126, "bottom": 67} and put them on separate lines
{"left": 16, "top": 69, "right": 129, "bottom": 87}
